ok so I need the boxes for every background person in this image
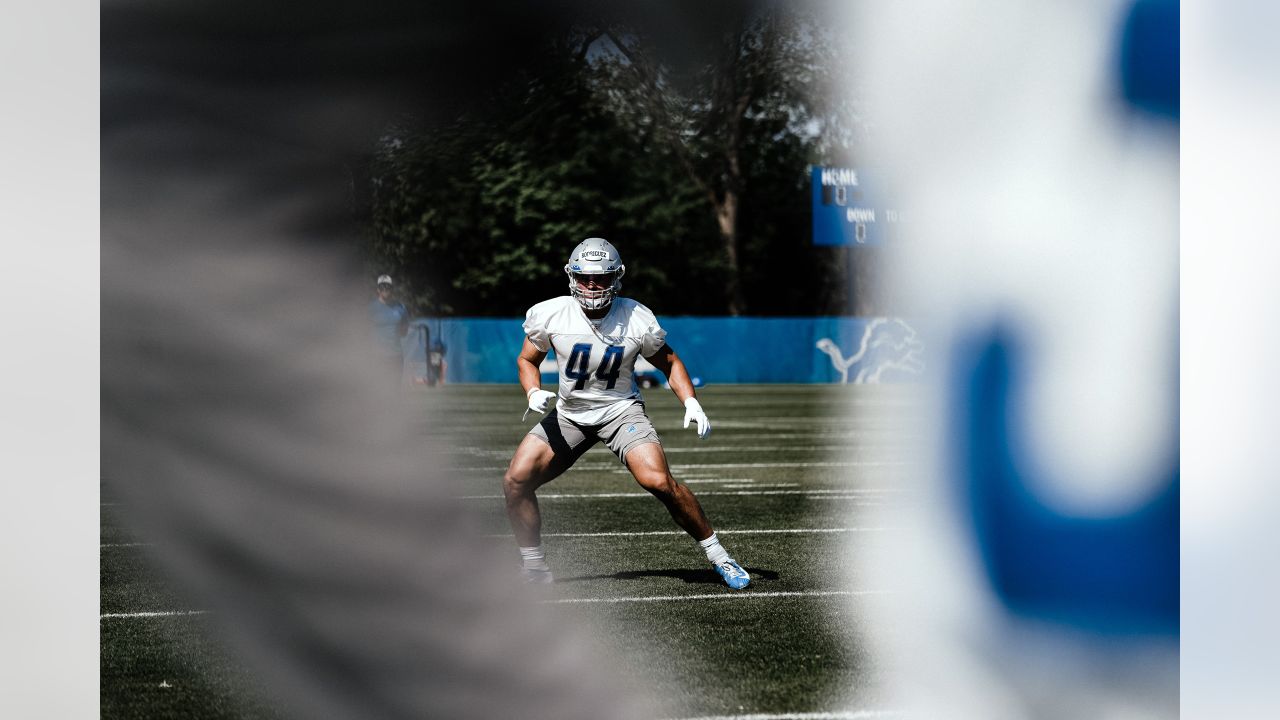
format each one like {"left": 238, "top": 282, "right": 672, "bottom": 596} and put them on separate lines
{"left": 369, "top": 274, "right": 409, "bottom": 384}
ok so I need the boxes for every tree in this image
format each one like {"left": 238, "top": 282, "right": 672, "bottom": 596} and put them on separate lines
{"left": 364, "top": 41, "right": 716, "bottom": 315}
{"left": 582, "top": 6, "right": 851, "bottom": 315}
{"left": 361, "top": 8, "right": 862, "bottom": 317}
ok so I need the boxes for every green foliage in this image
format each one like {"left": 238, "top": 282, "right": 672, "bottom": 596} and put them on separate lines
{"left": 364, "top": 10, "right": 860, "bottom": 316}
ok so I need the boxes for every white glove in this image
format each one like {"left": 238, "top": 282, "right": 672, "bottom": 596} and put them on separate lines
{"left": 524, "top": 388, "right": 556, "bottom": 420}
{"left": 683, "top": 397, "right": 711, "bottom": 439}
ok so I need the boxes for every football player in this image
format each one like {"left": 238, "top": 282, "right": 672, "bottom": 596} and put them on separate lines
{"left": 503, "top": 238, "right": 750, "bottom": 589}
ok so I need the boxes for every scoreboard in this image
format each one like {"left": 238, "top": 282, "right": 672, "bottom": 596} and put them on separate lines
{"left": 810, "top": 166, "right": 900, "bottom": 246}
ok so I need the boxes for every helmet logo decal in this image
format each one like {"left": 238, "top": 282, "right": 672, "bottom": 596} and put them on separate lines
{"left": 582, "top": 250, "right": 609, "bottom": 261}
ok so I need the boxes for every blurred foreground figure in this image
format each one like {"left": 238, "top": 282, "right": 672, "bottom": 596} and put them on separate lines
{"left": 101, "top": 2, "right": 659, "bottom": 718}
{"left": 844, "top": 0, "right": 1178, "bottom": 718}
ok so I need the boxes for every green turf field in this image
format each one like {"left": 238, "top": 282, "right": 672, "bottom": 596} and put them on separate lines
{"left": 101, "top": 384, "right": 917, "bottom": 719}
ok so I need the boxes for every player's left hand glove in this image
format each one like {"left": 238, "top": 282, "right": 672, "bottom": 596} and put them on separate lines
{"left": 683, "top": 397, "right": 711, "bottom": 439}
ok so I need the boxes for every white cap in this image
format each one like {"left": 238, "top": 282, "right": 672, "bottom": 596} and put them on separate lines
{"left": 376, "top": 274, "right": 393, "bottom": 286}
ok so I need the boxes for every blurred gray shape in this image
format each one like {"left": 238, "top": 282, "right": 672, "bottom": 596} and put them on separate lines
{"left": 99, "top": 2, "right": 676, "bottom": 718}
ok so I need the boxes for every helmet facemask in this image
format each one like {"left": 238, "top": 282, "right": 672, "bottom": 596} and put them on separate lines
{"left": 566, "top": 269, "right": 623, "bottom": 311}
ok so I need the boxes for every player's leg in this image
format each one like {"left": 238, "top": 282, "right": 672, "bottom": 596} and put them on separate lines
{"left": 622, "top": 441, "right": 712, "bottom": 538}
{"left": 502, "top": 410, "right": 593, "bottom": 582}
{"left": 604, "top": 405, "right": 750, "bottom": 589}
{"left": 623, "top": 442, "right": 749, "bottom": 589}
{"left": 502, "top": 434, "right": 561, "bottom": 548}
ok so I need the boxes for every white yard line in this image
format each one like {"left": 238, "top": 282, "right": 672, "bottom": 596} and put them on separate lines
{"left": 100, "top": 610, "right": 208, "bottom": 619}
{"left": 460, "top": 488, "right": 899, "bottom": 499}
{"left": 705, "top": 492, "right": 884, "bottom": 500}
{"left": 453, "top": 445, "right": 902, "bottom": 457}
{"left": 722, "top": 430, "right": 916, "bottom": 435}
{"left": 658, "top": 446, "right": 860, "bottom": 453}
{"left": 670, "top": 461, "right": 910, "bottom": 469}
{"left": 488, "top": 527, "right": 888, "bottom": 538}
{"left": 461, "top": 492, "right": 645, "bottom": 499}
{"left": 99, "top": 589, "right": 889, "bottom": 619}
{"left": 453, "top": 446, "right": 866, "bottom": 455}
{"left": 451, "top": 461, "right": 912, "bottom": 472}
{"left": 706, "top": 422, "right": 916, "bottom": 427}
{"left": 670, "top": 707, "right": 901, "bottom": 712}
{"left": 545, "top": 589, "right": 886, "bottom": 605}
{"left": 117, "top": 529, "right": 889, "bottom": 545}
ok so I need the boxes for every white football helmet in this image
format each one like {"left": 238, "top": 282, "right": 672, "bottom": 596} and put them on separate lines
{"left": 564, "top": 238, "right": 625, "bottom": 311}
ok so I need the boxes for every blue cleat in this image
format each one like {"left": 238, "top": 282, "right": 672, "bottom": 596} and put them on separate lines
{"left": 714, "top": 558, "right": 750, "bottom": 589}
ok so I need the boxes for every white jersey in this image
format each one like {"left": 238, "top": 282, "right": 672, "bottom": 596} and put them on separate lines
{"left": 523, "top": 296, "right": 667, "bottom": 425}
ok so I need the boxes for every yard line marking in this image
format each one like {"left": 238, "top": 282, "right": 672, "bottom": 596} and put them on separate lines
{"left": 459, "top": 489, "right": 898, "bottom": 499}
{"left": 670, "top": 707, "right": 901, "bottom": 712}
{"left": 462, "top": 492, "right": 646, "bottom": 499}
{"left": 670, "top": 461, "right": 910, "bottom": 469}
{"left": 487, "top": 528, "right": 889, "bottom": 538}
{"left": 100, "top": 610, "right": 209, "bottom": 619}
{"left": 545, "top": 589, "right": 886, "bottom": 605}
{"left": 454, "top": 445, "right": 851, "bottom": 455}
{"left": 659, "top": 446, "right": 858, "bottom": 453}
{"left": 720, "top": 433, "right": 920, "bottom": 439}
{"left": 450, "top": 460, "right": 913, "bottom": 472}
{"left": 668, "top": 711, "right": 902, "bottom": 720}
{"left": 806, "top": 486, "right": 900, "bottom": 490}
{"left": 706, "top": 420, "right": 916, "bottom": 425}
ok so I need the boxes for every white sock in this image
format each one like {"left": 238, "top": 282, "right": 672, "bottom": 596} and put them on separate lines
{"left": 519, "top": 545, "right": 550, "bottom": 571}
{"left": 698, "top": 533, "right": 730, "bottom": 564}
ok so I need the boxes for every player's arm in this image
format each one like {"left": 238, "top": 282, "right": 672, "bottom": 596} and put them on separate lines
{"left": 645, "top": 343, "right": 695, "bottom": 402}
{"left": 645, "top": 343, "right": 710, "bottom": 438}
{"left": 517, "top": 338, "right": 548, "bottom": 396}
{"left": 517, "top": 338, "right": 555, "bottom": 416}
